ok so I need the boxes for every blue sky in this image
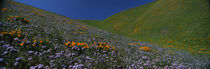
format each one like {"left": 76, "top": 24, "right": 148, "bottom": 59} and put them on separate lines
{"left": 14, "top": 0, "right": 154, "bottom": 20}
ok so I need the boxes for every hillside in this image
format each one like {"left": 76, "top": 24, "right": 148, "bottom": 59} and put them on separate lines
{"left": 78, "top": 0, "right": 210, "bottom": 54}
{"left": 0, "top": 0, "right": 209, "bottom": 68}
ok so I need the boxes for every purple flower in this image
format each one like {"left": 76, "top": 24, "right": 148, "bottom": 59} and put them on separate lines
{"left": 15, "top": 57, "right": 23, "bottom": 61}
{"left": 37, "top": 64, "right": 44, "bottom": 69}
{"left": 30, "top": 66, "right": 37, "bottom": 69}
{"left": 28, "top": 57, "right": 32, "bottom": 61}
{"left": 38, "top": 53, "right": 43, "bottom": 56}
{"left": 49, "top": 55, "right": 54, "bottom": 58}
{"left": 0, "top": 58, "right": 4, "bottom": 62}
{"left": 28, "top": 51, "right": 34, "bottom": 54}
{"left": 3, "top": 44, "right": 9, "bottom": 48}
{"left": 46, "top": 49, "right": 52, "bottom": 53}
{"left": 50, "top": 60, "right": 55, "bottom": 63}
{"left": 41, "top": 46, "right": 47, "bottom": 48}
{"left": 26, "top": 41, "right": 31, "bottom": 44}
{"left": 3, "top": 51, "right": 8, "bottom": 55}
{"left": 54, "top": 46, "right": 58, "bottom": 49}
{"left": 14, "top": 62, "right": 19, "bottom": 66}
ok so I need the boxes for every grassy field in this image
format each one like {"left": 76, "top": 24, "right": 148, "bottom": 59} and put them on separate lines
{"left": 78, "top": 0, "right": 210, "bottom": 55}
{"left": 0, "top": 0, "right": 209, "bottom": 68}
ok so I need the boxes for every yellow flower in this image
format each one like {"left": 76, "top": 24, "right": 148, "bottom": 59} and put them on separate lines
{"left": 33, "top": 40, "right": 37, "bottom": 43}
{"left": 99, "top": 44, "right": 103, "bottom": 48}
{"left": 67, "top": 41, "right": 70, "bottom": 44}
{"left": 0, "top": 32, "right": 8, "bottom": 35}
{"left": 40, "top": 40, "right": 43, "bottom": 43}
{"left": 14, "top": 16, "right": 19, "bottom": 18}
{"left": 103, "top": 42, "right": 106, "bottom": 45}
{"left": 6, "top": 17, "right": 10, "bottom": 20}
{"left": 12, "top": 30, "right": 16, "bottom": 33}
{"left": 139, "top": 46, "right": 151, "bottom": 51}
{"left": 20, "top": 43, "right": 24, "bottom": 46}
{"left": 84, "top": 43, "right": 88, "bottom": 46}
{"left": 83, "top": 45, "right": 89, "bottom": 48}
{"left": 104, "top": 45, "right": 110, "bottom": 50}
{"left": 46, "top": 39, "right": 49, "bottom": 42}
{"left": 80, "top": 43, "right": 85, "bottom": 46}
{"left": 65, "top": 43, "right": 69, "bottom": 46}
{"left": 17, "top": 34, "right": 21, "bottom": 37}
{"left": 71, "top": 41, "right": 76, "bottom": 46}
{"left": 77, "top": 42, "right": 80, "bottom": 46}
{"left": 112, "top": 46, "right": 116, "bottom": 51}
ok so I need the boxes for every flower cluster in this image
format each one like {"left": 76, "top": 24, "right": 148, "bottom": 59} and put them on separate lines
{"left": 77, "top": 25, "right": 88, "bottom": 30}
{"left": 2, "top": 8, "right": 11, "bottom": 12}
{"left": 0, "top": 29, "right": 51, "bottom": 51}
{"left": 5, "top": 16, "right": 29, "bottom": 24}
{"left": 65, "top": 41, "right": 89, "bottom": 48}
{"left": 96, "top": 42, "right": 113, "bottom": 51}
{"left": 0, "top": 29, "right": 22, "bottom": 38}
{"left": 65, "top": 41, "right": 116, "bottom": 51}
{"left": 139, "top": 46, "right": 151, "bottom": 51}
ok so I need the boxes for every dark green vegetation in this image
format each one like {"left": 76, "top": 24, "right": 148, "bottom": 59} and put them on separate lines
{"left": 78, "top": 0, "right": 210, "bottom": 54}
{"left": 0, "top": 0, "right": 209, "bottom": 68}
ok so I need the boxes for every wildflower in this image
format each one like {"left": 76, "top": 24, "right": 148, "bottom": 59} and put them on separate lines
{"left": 65, "top": 43, "right": 69, "bottom": 46}
{"left": 39, "top": 40, "right": 43, "bottom": 43}
{"left": 112, "top": 46, "right": 116, "bottom": 51}
{"left": 139, "top": 46, "right": 151, "bottom": 51}
{"left": 80, "top": 43, "right": 85, "bottom": 46}
{"left": 77, "top": 42, "right": 80, "bottom": 46}
{"left": 67, "top": 41, "right": 71, "bottom": 44}
{"left": 14, "top": 62, "right": 19, "bottom": 66}
{"left": 6, "top": 17, "right": 10, "bottom": 20}
{"left": 37, "top": 64, "right": 44, "bottom": 69}
{"left": 30, "top": 66, "right": 37, "bottom": 69}
{"left": 32, "top": 43, "right": 36, "bottom": 46}
{"left": 104, "top": 45, "right": 110, "bottom": 50}
{"left": 14, "top": 16, "right": 19, "bottom": 18}
{"left": 99, "top": 44, "right": 103, "bottom": 48}
{"left": 103, "top": 42, "right": 106, "bottom": 44}
{"left": 33, "top": 39, "right": 37, "bottom": 43}
{"left": 20, "top": 42, "right": 24, "bottom": 46}
{"left": 28, "top": 57, "right": 32, "bottom": 61}
{"left": 0, "top": 58, "right": 4, "bottom": 62}
{"left": 71, "top": 42, "right": 76, "bottom": 46}
{"left": 17, "top": 34, "right": 21, "bottom": 37}
{"left": 41, "top": 46, "right": 47, "bottom": 48}
{"left": 46, "top": 39, "right": 49, "bottom": 42}
{"left": 22, "top": 39, "right": 27, "bottom": 42}
{"left": 15, "top": 57, "right": 23, "bottom": 61}
{"left": 28, "top": 51, "right": 34, "bottom": 54}
{"left": 83, "top": 45, "right": 89, "bottom": 48}
{"left": 14, "top": 38, "right": 19, "bottom": 41}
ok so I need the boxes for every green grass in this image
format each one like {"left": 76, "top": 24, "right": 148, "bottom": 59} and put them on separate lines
{"left": 77, "top": 0, "right": 210, "bottom": 54}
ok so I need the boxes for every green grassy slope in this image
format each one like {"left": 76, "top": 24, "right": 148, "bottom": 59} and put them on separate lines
{"left": 78, "top": 0, "right": 210, "bottom": 54}
{"left": 0, "top": 0, "right": 209, "bottom": 68}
